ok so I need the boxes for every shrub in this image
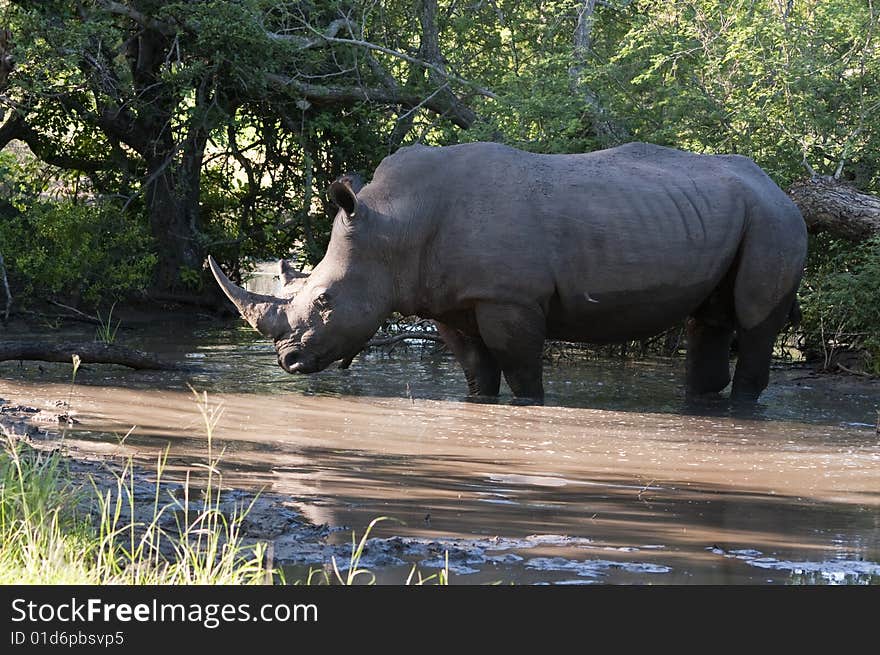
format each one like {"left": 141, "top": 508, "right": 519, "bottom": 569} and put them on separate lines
{"left": 799, "top": 234, "right": 880, "bottom": 374}
{"left": 0, "top": 153, "right": 156, "bottom": 306}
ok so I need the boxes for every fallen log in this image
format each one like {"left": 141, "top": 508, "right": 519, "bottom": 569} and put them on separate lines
{"left": 0, "top": 341, "right": 175, "bottom": 370}
{"left": 788, "top": 176, "right": 880, "bottom": 241}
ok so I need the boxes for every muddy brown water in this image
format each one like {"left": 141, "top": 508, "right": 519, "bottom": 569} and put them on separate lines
{"left": 1, "top": 319, "right": 878, "bottom": 584}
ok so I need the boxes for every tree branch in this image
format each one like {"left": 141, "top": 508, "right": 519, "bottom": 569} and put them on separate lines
{"left": 0, "top": 111, "right": 23, "bottom": 149}
{"left": 0, "top": 341, "right": 175, "bottom": 370}
{"left": 0, "top": 109, "right": 126, "bottom": 173}
{"left": 367, "top": 331, "right": 444, "bottom": 347}
{"left": 788, "top": 176, "right": 880, "bottom": 241}
{"left": 267, "top": 74, "right": 476, "bottom": 129}
{"left": 291, "top": 18, "right": 497, "bottom": 100}
{"left": 265, "top": 18, "right": 351, "bottom": 49}
{"left": 15, "top": 119, "right": 118, "bottom": 172}
{"left": 96, "top": 0, "right": 178, "bottom": 36}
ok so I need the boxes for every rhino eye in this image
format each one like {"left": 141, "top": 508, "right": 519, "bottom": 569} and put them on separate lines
{"left": 315, "top": 292, "right": 331, "bottom": 309}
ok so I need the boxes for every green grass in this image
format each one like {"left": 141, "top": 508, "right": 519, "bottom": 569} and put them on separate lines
{"left": 0, "top": 387, "right": 275, "bottom": 584}
{"left": 94, "top": 302, "right": 121, "bottom": 344}
{"left": 0, "top": 441, "right": 273, "bottom": 585}
{"left": 0, "top": 388, "right": 449, "bottom": 585}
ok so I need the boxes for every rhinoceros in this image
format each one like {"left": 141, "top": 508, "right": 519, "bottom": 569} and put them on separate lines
{"left": 209, "top": 141, "right": 807, "bottom": 403}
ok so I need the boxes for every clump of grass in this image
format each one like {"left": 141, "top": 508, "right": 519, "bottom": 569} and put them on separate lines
{"left": 296, "top": 516, "right": 449, "bottom": 586}
{"left": 0, "top": 389, "right": 277, "bottom": 585}
{"left": 94, "top": 302, "right": 121, "bottom": 344}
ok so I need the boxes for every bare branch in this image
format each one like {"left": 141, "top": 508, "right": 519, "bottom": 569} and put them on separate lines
{"left": 0, "top": 341, "right": 174, "bottom": 370}
{"left": 394, "top": 82, "right": 450, "bottom": 124}
{"left": 292, "top": 20, "right": 497, "bottom": 100}
{"left": 266, "top": 18, "right": 352, "bottom": 49}
{"left": 46, "top": 300, "right": 102, "bottom": 325}
{"left": 367, "top": 332, "right": 445, "bottom": 347}
{"left": 789, "top": 176, "right": 880, "bottom": 241}
{"left": 802, "top": 156, "right": 818, "bottom": 178}
{"left": 267, "top": 74, "right": 476, "bottom": 129}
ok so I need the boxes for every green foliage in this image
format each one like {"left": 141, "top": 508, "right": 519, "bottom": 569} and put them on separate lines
{"left": 0, "top": 153, "right": 155, "bottom": 305}
{"left": 799, "top": 235, "right": 880, "bottom": 373}
{"left": 590, "top": 0, "right": 880, "bottom": 189}
{"left": 0, "top": 198, "right": 156, "bottom": 305}
{"left": 94, "top": 303, "right": 121, "bottom": 344}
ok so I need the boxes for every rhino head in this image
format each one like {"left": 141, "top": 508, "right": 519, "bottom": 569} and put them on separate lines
{"left": 209, "top": 174, "right": 393, "bottom": 374}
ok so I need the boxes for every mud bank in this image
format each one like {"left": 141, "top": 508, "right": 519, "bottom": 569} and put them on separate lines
{"left": 6, "top": 401, "right": 604, "bottom": 580}
{"left": 1, "top": 401, "right": 335, "bottom": 568}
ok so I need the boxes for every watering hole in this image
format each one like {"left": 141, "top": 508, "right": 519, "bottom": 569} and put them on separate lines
{"left": 1, "top": 319, "right": 878, "bottom": 584}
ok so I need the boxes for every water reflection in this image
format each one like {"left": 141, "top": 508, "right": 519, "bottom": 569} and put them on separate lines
{"left": 0, "top": 318, "right": 877, "bottom": 584}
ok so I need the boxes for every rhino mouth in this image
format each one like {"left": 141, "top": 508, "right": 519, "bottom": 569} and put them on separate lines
{"left": 277, "top": 348, "right": 340, "bottom": 375}
{"left": 278, "top": 344, "right": 365, "bottom": 375}
{"left": 278, "top": 351, "right": 308, "bottom": 374}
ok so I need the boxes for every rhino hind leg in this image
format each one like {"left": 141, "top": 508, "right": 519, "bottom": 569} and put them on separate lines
{"left": 685, "top": 270, "right": 737, "bottom": 396}
{"left": 685, "top": 318, "right": 734, "bottom": 396}
{"left": 435, "top": 321, "right": 501, "bottom": 397}
{"left": 729, "top": 202, "right": 806, "bottom": 401}
{"left": 474, "top": 302, "right": 546, "bottom": 404}
{"left": 731, "top": 291, "right": 798, "bottom": 402}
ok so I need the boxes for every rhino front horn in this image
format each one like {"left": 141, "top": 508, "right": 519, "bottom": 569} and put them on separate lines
{"left": 207, "top": 256, "right": 289, "bottom": 338}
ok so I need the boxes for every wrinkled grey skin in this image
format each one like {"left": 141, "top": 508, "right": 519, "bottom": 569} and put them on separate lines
{"left": 210, "top": 142, "right": 807, "bottom": 403}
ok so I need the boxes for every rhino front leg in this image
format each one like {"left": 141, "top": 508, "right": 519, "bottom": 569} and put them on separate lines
{"left": 434, "top": 321, "right": 501, "bottom": 397}
{"left": 475, "top": 302, "right": 546, "bottom": 404}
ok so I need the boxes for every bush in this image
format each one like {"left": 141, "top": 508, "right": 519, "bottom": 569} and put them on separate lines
{"left": 0, "top": 153, "right": 156, "bottom": 307}
{"left": 0, "top": 200, "right": 157, "bottom": 306}
{"left": 799, "top": 234, "right": 880, "bottom": 374}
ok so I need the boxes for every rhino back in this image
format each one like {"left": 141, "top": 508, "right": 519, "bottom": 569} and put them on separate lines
{"left": 361, "top": 142, "right": 797, "bottom": 341}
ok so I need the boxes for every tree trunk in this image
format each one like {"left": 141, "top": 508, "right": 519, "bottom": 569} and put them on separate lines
{"left": 569, "top": 0, "right": 628, "bottom": 145}
{"left": 145, "top": 166, "right": 200, "bottom": 291}
{"left": 126, "top": 20, "right": 210, "bottom": 294}
{"left": 0, "top": 341, "right": 174, "bottom": 370}
{"left": 787, "top": 176, "right": 880, "bottom": 242}
{"left": 0, "top": 249, "right": 11, "bottom": 325}
{"left": 144, "top": 130, "right": 207, "bottom": 292}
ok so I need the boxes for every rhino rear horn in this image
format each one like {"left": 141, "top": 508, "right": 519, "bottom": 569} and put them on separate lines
{"left": 279, "top": 259, "right": 308, "bottom": 284}
{"left": 207, "top": 256, "right": 289, "bottom": 338}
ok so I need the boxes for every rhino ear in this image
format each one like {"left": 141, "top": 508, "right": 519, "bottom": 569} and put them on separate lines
{"left": 329, "top": 176, "right": 360, "bottom": 218}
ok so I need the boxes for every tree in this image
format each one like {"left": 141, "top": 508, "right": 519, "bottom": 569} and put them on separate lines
{"left": 588, "top": 0, "right": 879, "bottom": 188}
{"left": 0, "top": 0, "right": 492, "bottom": 294}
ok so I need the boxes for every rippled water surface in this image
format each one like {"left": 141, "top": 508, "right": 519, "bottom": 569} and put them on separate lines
{"left": 1, "top": 319, "right": 878, "bottom": 584}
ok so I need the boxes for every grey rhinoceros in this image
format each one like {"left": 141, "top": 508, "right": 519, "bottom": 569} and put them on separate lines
{"left": 209, "top": 141, "right": 807, "bottom": 403}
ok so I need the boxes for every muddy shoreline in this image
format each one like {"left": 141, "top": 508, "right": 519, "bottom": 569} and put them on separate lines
{"left": 3, "top": 401, "right": 603, "bottom": 580}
